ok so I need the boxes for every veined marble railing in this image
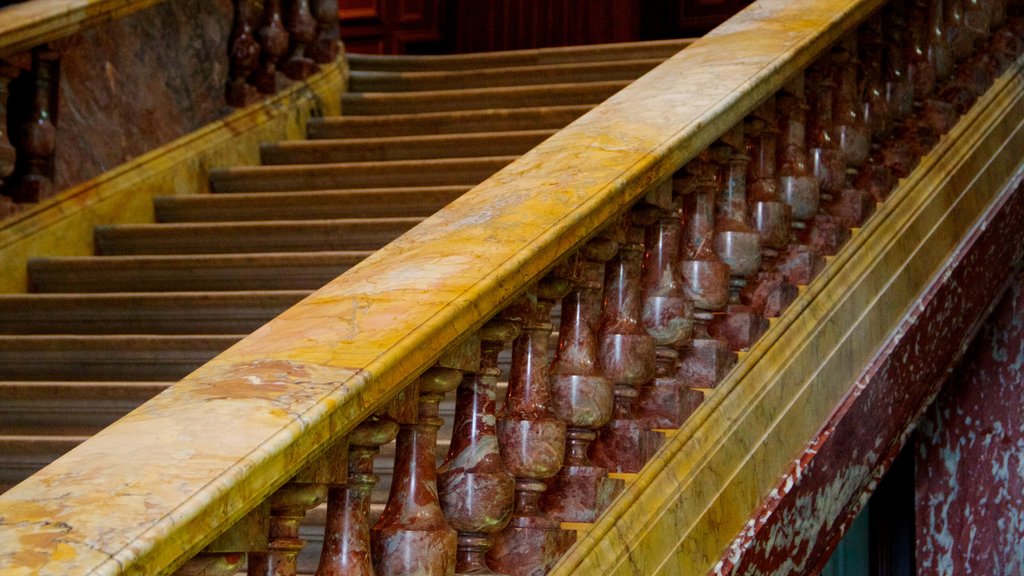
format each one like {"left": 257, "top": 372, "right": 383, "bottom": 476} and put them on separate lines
{"left": 0, "top": 0, "right": 338, "bottom": 217}
{"left": 2, "top": 0, "right": 1024, "bottom": 575}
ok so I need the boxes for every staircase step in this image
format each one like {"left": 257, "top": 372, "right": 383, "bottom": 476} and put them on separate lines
{"left": 0, "top": 435, "right": 88, "bottom": 493}
{"left": 0, "top": 292, "right": 307, "bottom": 335}
{"left": 341, "top": 81, "right": 627, "bottom": 115}
{"left": 28, "top": 253, "right": 367, "bottom": 293}
{"left": 346, "top": 38, "right": 690, "bottom": 72}
{"left": 154, "top": 187, "right": 468, "bottom": 223}
{"left": 94, "top": 218, "right": 420, "bottom": 256}
{"left": 307, "top": 105, "right": 590, "bottom": 139}
{"left": 0, "top": 335, "right": 241, "bottom": 381}
{"left": 348, "top": 59, "right": 661, "bottom": 92}
{"left": 260, "top": 130, "right": 553, "bottom": 164}
{"left": 209, "top": 157, "right": 513, "bottom": 193}
{"left": 0, "top": 382, "right": 169, "bottom": 435}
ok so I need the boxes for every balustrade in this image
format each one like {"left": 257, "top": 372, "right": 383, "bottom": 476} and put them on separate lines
{"left": 3, "top": 0, "right": 1023, "bottom": 574}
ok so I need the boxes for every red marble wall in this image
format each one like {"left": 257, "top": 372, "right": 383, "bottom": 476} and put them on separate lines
{"left": 8, "top": 0, "right": 235, "bottom": 191}
{"left": 915, "top": 268, "right": 1024, "bottom": 573}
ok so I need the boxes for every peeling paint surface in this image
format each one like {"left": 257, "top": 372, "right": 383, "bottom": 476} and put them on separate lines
{"left": 712, "top": 177, "right": 1024, "bottom": 576}
{"left": 915, "top": 267, "right": 1024, "bottom": 576}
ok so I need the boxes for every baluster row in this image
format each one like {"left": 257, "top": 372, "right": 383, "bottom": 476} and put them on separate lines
{"left": 227, "top": 0, "right": 341, "bottom": 106}
{"left": 177, "top": 0, "right": 1024, "bottom": 573}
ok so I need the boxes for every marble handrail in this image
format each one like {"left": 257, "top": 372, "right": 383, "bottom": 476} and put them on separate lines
{"left": 0, "top": 0, "right": 171, "bottom": 58}
{"left": 0, "top": 0, "right": 891, "bottom": 573}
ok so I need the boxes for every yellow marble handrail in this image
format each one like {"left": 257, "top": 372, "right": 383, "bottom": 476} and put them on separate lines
{"left": 0, "top": 0, "right": 169, "bottom": 58}
{"left": 0, "top": 0, "right": 890, "bottom": 573}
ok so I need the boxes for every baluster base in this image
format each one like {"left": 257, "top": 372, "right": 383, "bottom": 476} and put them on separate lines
{"left": 541, "top": 464, "right": 624, "bottom": 523}
{"left": 636, "top": 366, "right": 705, "bottom": 429}
{"left": 589, "top": 417, "right": 664, "bottom": 473}
{"left": 676, "top": 337, "right": 737, "bottom": 389}
{"left": 855, "top": 163, "right": 896, "bottom": 203}
{"left": 707, "top": 304, "right": 770, "bottom": 352}
{"left": 488, "top": 518, "right": 576, "bottom": 576}
{"left": 741, "top": 271, "right": 799, "bottom": 318}
{"left": 776, "top": 244, "right": 827, "bottom": 286}
{"left": 0, "top": 195, "right": 18, "bottom": 219}
{"left": 826, "top": 186, "right": 876, "bottom": 230}
{"left": 803, "top": 213, "right": 851, "bottom": 256}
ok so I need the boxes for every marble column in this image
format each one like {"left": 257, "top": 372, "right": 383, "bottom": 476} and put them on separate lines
{"left": 372, "top": 368, "right": 462, "bottom": 576}
{"left": 438, "top": 322, "right": 517, "bottom": 576}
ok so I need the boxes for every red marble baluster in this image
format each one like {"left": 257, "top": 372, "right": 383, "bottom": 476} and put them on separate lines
{"left": 908, "top": 0, "right": 940, "bottom": 99}
{"left": 248, "top": 482, "right": 328, "bottom": 576}
{"left": 254, "top": 0, "right": 289, "bottom": 94}
{"left": 308, "top": 0, "right": 341, "bottom": 64}
{"left": 544, "top": 246, "right": 624, "bottom": 521}
{"left": 372, "top": 367, "right": 461, "bottom": 576}
{"left": 490, "top": 289, "right": 574, "bottom": 576}
{"left": 741, "top": 104, "right": 799, "bottom": 319}
{"left": 283, "top": 0, "right": 319, "bottom": 80}
{"left": 9, "top": 49, "right": 58, "bottom": 204}
{"left": 227, "top": 0, "right": 261, "bottom": 107}
{"left": 589, "top": 213, "right": 662, "bottom": 472}
{"left": 438, "top": 322, "right": 517, "bottom": 575}
{"left": 707, "top": 129, "right": 770, "bottom": 351}
{"left": 316, "top": 417, "right": 399, "bottom": 576}
{"left": 636, "top": 187, "right": 705, "bottom": 429}
{"left": 0, "top": 64, "right": 18, "bottom": 218}
{"left": 828, "top": 36, "right": 877, "bottom": 230}
{"left": 964, "top": 0, "right": 994, "bottom": 42}
{"left": 946, "top": 0, "right": 975, "bottom": 61}
{"left": 676, "top": 157, "right": 737, "bottom": 389}
{"left": 804, "top": 61, "right": 852, "bottom": 256}
{"left": 775, "top": 80, "right": 827, "bottom": 286}
{"left": 878, "top": 2, "right": 922, "bottom": 181}
{"left": 856, "top": 16, "right": 899, "bottom": 203}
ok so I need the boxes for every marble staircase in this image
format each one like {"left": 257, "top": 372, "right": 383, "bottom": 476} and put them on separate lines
{"left": 0, "top": 38, "right": 690, "bottom": 555}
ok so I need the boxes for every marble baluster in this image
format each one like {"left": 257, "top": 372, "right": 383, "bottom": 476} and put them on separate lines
{"left": 316, "top": 416, "right": 399, "bottom": 576}
{"left": 775, "top": 79, "right": 827, "bottom": 286}
{"left": 636, "top": 183, "right": 704, "bottom": 429}
{"left": 676, "top": 157, "right": 737, "bottom": 389}
{"left": 308, "top": 0, "right": 341, "bottom": 64}
{"left": 9, "top": 48, "right": 58, "bottom": 204}
{"left": 490, "top": 289, "right": 574, "bottom": 576}
{"left": 227, "top": 0, "right": 261, "bottom": 107}
{"left": 544, "top": 245, "right": 624, "bottom": 521}
{"left": 254, "top": 0, "right": 289, "bottom": 94}
{"left": 178, "top": 504, "right": 269, "bottom": 576}
{"left": 740, "top": 103, "right": 799, "bottom": 319}
{"left": 438, "top": 322, "right": 517, "bottom": 576}
{"left": 589, "top": 212, "right": 662, "bottom": 473}
{"left": 828, "top": 35, "right": 877, "bottom": 230}
{"left": 855, "top": 16, "right": 899, "bottom": 203}
{"left": 283, "top": 0, "right": 319, "bottom": 80}
{"left": 248, "top": 482, "right": 328, "bottom": 576}
{"left": 908, "top": 0, "right": 940, "bottom": 99}
{"left": 804, "top": 61, "right": 851, "bottom": 256}
{"left": 706, "top": 128, "right": 769, "bottom": 351}
{"left": 0, "top": 64, "right": 17, "bottom": 217}
{"left": 372, "top": 367, "right": 462, "bottom": 576}
{"left": 879, "top": 1, "right": 920, "bottom": 181}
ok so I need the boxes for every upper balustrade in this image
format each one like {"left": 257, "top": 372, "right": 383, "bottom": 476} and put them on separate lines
{"left": 2, "top": 0, "right": 1024, "bottom": 574}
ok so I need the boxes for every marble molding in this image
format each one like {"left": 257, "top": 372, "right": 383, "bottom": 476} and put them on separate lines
{"left": 372, "top": 368, "right": 461, "bottom": 576}
{"left": 438, "top": 321, "right": 517, "bottom": 576}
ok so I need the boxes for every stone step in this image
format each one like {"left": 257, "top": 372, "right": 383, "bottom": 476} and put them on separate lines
{"left": 154, "top": 186, "right": 469, "bottom": 223}
{"left": 341, "top": 80, "right": 627, "bottom": 116}
{"left": 28, "top": 252, "right": 368, "bottom": 293}
{"left": 0, "top": 291, "right": 307, "bottom": 334}
{"left": 346, "top": 38, "right": 690, "bottom": 72}
{"left": 307, "top": 105, "right": 590, "bottom": 139}
{"left": 0, "top": 382, "right": 169, "bottom": 435}
{"left": 0, "top": 335, "right": 241, "bottom": 381}
{"left": 348, "top": 58, "right": 661, "bottom": 92}
{"left": 93, "top": 218, "right": 420, "bottom": 256}
{"left": 209, "top": 156, "right": 513, "bottom": 193}
{"left": 260, "top": 130, "right": 554, "bottom": 164}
